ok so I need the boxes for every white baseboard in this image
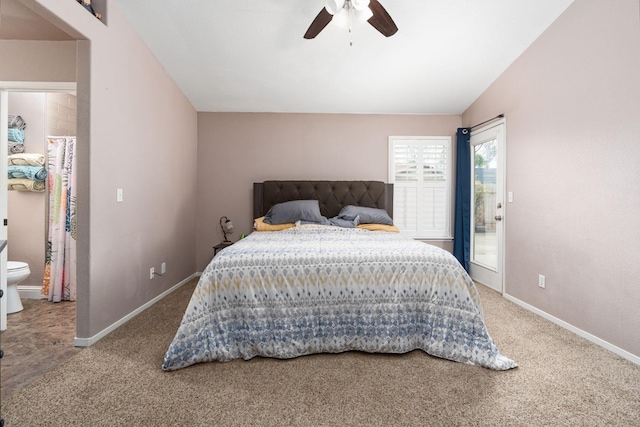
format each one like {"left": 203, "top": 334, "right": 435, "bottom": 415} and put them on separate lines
{"left": 74, "top": 273, "right": 198, "bottom": 347}
{"left": 503, "top": 292, "right": 640, "bottom": 366}
{"left": 18, "top": 286, "right": 47, "bottom": 300}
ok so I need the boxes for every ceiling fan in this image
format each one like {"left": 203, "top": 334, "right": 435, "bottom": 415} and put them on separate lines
{"left": 304, "top": 0, "right": 398, "bottom": 39}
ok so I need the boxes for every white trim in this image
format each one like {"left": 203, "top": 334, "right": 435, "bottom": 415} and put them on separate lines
{"left": 501, "top": 122, "right": 507, "bottom": 295}
{"left": 504, "top": 292, "right": 640, "bottom": 367}
{"left": 73, "top": 273, "right": 199, "bottom": 347}
{"left": 0, "top": 81, "right": 76, "bottom": 93}
{"left": 18, "top": 286, "right": 47, "bottom": 300}
{"left": 1, "top": 91, "right": 7, "bottom": 331}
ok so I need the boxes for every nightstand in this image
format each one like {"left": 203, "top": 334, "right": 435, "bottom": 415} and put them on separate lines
{"left": 213, "top": 242, "right": 233, "bottom": 256}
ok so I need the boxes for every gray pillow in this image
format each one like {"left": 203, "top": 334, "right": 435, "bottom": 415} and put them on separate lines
{"left": 338, "top": 205, "right": 393, "bottom": 225}
{"left": 263, "top": 200, "right": 324, "bottom": 225}
{"left": 298, "top": 215, "right": 359, "bottom": 228}
{"left": 328, "top": 216, "right": 359, "bottom": 228}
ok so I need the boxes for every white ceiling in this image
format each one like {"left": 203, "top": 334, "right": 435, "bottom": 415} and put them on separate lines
{"left": 114, "top": 0, "right": 574, "bottom": 114}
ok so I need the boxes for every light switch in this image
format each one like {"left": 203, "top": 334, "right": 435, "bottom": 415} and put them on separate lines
{"left": 117, "top": 188, "right": 123, "bottom": 202}
{"left": 508, "top": 191, "right": 513, "bottom": 203}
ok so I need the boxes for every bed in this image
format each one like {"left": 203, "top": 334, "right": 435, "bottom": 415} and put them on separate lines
{"left": 163, "top": 180, "right": 516, "bottom": 371}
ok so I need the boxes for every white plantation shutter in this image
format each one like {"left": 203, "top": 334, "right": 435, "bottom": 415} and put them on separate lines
{"left": 389, "top": 137, "right": 452, "bottom": 239}
{"left": 394, "top": 186, "right": 418, "bottom": 232}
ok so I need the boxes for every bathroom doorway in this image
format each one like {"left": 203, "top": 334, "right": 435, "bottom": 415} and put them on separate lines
{"left": 0, "top": 82, "right": 77, "bottom": 330}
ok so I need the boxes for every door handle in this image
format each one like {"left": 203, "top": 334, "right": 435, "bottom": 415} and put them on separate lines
{"left": 495, "top": 215, "right": 502, "bottom": 221}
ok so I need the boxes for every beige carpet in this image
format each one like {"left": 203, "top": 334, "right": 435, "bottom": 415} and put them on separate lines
{"left": 4, "top": 278, "right": 640, "bottom": 426}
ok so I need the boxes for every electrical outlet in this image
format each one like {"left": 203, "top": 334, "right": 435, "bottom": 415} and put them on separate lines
{"left": 116, "top": 188, "right": 123, "bottom": 202}
{"left": 161, "top": 262, "right": 166, "bottom": 275}
{"left": 150, "top": 267, "right": 155, "bottom": 280}
{"left": 538, "top": 274, "right": 546, "bottom": 288}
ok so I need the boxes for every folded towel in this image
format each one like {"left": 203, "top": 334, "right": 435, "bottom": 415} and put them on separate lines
{"left": 8, "top": 115, "right": 26, "bottom": 130}
{"left": 8, "top": 165, "right": 48, "bottom": 181}
{"left": 8, "top": 178, "right": 45, "bottom": 192}
{"left": 8, "top": 128, "right": 25, "bottom": 143}
{"left": 8, "top": 153, "right": 45, "bottom": 166}
{"left": 7, "top": 142, "right": 25, "bottom": 154}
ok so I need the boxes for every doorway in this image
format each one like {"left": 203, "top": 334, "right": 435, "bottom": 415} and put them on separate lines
{"left": 0, "top": 82, "right": 77, "bottom": 330}
{"left": 468, "top": 121, "right": 506, "bottom": 293}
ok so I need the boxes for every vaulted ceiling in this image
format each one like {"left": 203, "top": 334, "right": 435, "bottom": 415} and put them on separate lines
{"left": 2, "top": 0, "right": 575, "bottom": 114}
{"left": 114, "top": 0, "right": 574, "bottom": 113}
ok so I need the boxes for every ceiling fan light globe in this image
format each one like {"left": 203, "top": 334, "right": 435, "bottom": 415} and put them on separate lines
{"left": 325, "top": 0, "right": 345, "bottom": 15}
{"left": 332, "top": 7, "right": 350, "bottom": 28}
{"left": 355, "top": 7, "right": 373, "bottom": 22}
{"left": 351, "top": 0, "right": 370, "bottom": 11}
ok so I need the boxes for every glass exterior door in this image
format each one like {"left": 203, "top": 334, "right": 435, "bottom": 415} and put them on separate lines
{"left": 469, "top": 122, "right": 505, "bottom": 293}
{"left": 473, "top": 138, "right": 498, "bottom": 270}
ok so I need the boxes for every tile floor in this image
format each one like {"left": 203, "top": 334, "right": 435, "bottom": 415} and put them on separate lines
{"left": 1, "top": 298, "right": 80, "bottom": 400}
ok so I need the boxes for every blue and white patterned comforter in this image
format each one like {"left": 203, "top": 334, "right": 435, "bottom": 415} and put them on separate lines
{"left": 163, "top": 226, "right": 516, "bottom": 371}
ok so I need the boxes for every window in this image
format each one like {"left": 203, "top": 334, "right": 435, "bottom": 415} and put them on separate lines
{"left": 388, "top": 136, "right": 452, "bottom": 239}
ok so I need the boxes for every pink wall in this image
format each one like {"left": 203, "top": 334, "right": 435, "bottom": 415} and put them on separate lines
{"left": 19, "top": 0, "right": 199, "bottom": 339}
{"left": 196, "top": 113, "right": 461, "bottom": 270}
{"left": 463, "top": 0, "right": 640, "bottom": 358}
{"left": 0, "top": 40, "right": 76, "bottom": 82}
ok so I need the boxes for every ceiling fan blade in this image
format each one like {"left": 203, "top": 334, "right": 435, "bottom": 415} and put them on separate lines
{"left": 304, "top": 8, "right": 333, "bottom": 39}
{"left": 367, "top": 0, "right": 398, "bottom": 37}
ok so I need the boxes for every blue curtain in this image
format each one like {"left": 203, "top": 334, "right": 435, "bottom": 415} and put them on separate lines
{"left": 453, "top": 128, "right": 471, "bottom": 271}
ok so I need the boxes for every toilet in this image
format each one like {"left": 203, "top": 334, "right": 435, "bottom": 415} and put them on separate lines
{"left": 6, "top": 261, "right": 30, "bottom": 314}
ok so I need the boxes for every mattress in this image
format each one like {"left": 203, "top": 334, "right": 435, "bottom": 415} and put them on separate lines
{"left": 163, "top": 225, "right": 516, "bottom": 371}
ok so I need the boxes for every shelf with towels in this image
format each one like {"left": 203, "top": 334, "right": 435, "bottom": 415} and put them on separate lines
{"left": 7, "top": 114, "right": 26, "bottom": 156}
{"left": 7, "top": 153, "right": 47, "bottom": 193}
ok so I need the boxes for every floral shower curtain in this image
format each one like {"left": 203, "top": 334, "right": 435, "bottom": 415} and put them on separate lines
{"left": 41, "top": 137, "right": 77, "bottom": 302}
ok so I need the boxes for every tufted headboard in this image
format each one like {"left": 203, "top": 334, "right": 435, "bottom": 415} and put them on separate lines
{"left": 253, "top": 181, "right": 394, "bottom": 219}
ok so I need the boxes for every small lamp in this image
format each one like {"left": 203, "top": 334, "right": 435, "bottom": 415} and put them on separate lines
{"left": 219, "top": 216, "right": 234, "bottom": 243}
